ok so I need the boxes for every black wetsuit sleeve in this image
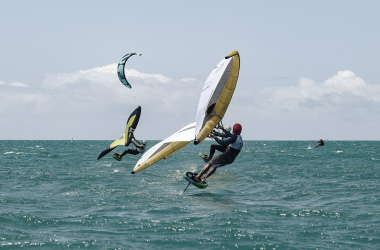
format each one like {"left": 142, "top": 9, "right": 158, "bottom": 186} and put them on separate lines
{"left": 215, "top": 135, "right": 237, "bottom": 147}
{"left": 221, "top": 128, "right": 232, "bottom": 138}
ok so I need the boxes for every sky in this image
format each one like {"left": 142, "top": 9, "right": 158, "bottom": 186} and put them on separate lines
{"left": 1, "top": 0, "right": 380, "bottom": 140}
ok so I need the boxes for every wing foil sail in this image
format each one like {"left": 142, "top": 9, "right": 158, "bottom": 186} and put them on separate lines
{"left": 132, "top": 121, "right": 195, "bottom": 173}
{"left": 130, "top": 51, "right": 240, "bottom": 172}
{"left": 194, "top": 50, "right": 240, "bottom": 144}
{"left": 97, "top": 106, "right": 141, "bottom": 160}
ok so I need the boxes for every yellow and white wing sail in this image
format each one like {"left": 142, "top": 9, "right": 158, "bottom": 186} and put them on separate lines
{"left": 194, "top": 50, "right": 240, "bottom": 145}
{"left": 132, "top": 121, "right": 195, "bottom": 174}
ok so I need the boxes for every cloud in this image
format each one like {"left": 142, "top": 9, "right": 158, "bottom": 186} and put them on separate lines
{"left": 223, "top": 70, "right": 380, "bottom": 140}
{"left": 2, "top": 67, "right": 379, "bottom": 140}
{"left": 0, "top": 80, "right": 28, "bottom": 87}
{"left": 0, "top": 64, "right": 202, "bottom": 139}
{"left": 38, "top": 64, "right": 199, "bottom": 114}
{"left": 0, "top": 80, "right": 46, "bottom": 114}
{"left": 181, "top": 77, "right": 198, "bottom": 83}
{"left": 43, "top": 64, "right": 118, "bottom": 88}
{"left": 43, "top": 64, "right": 172, "bottom": 89}
{"left": 251, "top": 70, "right": 380, "bottom": 118}
{"left": 125, "top": 69, "right": 172, "bottom": 84}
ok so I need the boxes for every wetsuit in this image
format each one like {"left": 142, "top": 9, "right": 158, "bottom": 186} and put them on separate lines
{"left": 208, "top": 129, "right": 228, "bottom": 159}
{"left": 120, "top": 144, "right": 146, "bottom": 157}
{"left": 120, "top": 149, "right": 139, "bottom": 156}
{"left": 209, "top": 129, "right": 243, "bottom": 168}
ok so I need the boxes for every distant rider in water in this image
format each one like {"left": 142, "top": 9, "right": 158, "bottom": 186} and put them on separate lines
{"left": 194, "top": 123, "right": 244, "bottom": 183}
{"left": 113, "top": 134, "right": 147, "bottom": 161}
{"left": 200, "top": 124, "right": 231, "bottom": 162}
{"left": 315, "top": 138, "right": 324, "bottom": 148}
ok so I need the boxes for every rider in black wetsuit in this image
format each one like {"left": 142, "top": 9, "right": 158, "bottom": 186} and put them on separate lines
{"left": 113, "top": 135, "right": 147, "bottom": 160}
{"left": 194, "top": 123, "right": 244, "bottom": 183}
{"left": 201, "top": 124, "right": 231, "bottom": 162}
{"left": 315, "top": 138, "right": 324, "bottom": 148}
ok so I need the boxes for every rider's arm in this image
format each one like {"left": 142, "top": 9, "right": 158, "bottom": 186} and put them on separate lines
{"left": 212, "top": 130, "right": 224, "bottom": 137}
{"left": 131, "top": 140, "right": 143, "bottom": 149}
{"left": 214, "top": 135, "right": 236, "bottom": 147}
{"left": 131, "top": 135, "right": 143, "bottom": 146}
{"left": 221, "top": 128, "right": 232, "bottom": 138}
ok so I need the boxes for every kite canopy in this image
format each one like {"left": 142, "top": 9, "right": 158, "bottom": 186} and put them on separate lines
{"left": 117, "top": 53, "right": 142, "bottom": 88}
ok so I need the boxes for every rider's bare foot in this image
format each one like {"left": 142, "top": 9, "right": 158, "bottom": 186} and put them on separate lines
{"left": 193, "top": 175, "right": 201, "bottom": 182}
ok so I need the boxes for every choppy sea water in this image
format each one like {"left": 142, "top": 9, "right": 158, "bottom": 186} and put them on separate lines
{"left": 1, "top": 140, "right": 379, "bottom": 249}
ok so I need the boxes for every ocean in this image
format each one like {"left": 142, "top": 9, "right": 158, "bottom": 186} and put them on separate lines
{"left": 1, "top": 140, "right": 379, "bottom": 249}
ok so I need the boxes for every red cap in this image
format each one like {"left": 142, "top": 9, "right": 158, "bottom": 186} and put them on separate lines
{"left": 233, "top": 123, "right": 242, "bottom": 135}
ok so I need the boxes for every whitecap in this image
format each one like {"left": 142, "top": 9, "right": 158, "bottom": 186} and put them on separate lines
{"left": 63, "top": 191, "right": 78, "bottom": 196}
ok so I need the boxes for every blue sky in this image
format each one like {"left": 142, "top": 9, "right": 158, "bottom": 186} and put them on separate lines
{"left": 1, "top": 1, "right": 380, "bottom": 140}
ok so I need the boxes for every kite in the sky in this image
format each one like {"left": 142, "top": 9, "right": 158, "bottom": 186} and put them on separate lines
{"left": 117, "top": 53, "right": 142, "bottom": 88}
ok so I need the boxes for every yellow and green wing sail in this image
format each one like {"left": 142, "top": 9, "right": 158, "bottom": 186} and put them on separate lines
{"left": 97, "top": 106, "right": 141, "bottom": 160}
